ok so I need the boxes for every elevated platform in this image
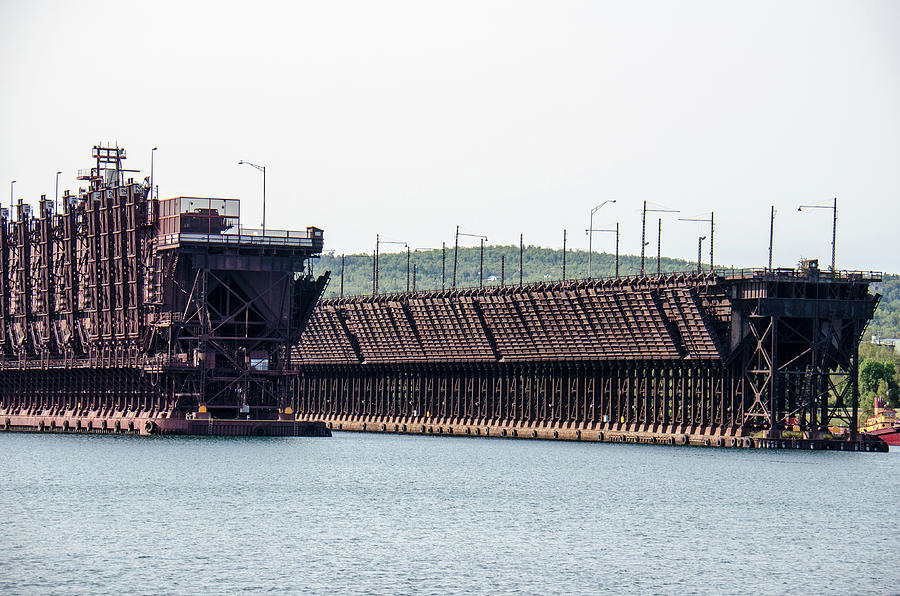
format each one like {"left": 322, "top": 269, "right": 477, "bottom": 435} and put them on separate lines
{"left": 291, "top": 268, "right": 882, "bottom": 447}
{"left": 0, "top": 147, "right": 330, "bottom": 436}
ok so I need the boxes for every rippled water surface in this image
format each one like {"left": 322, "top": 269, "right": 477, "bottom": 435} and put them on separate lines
{"left": 1, "top": 432, "right": 898, "bottom": 595}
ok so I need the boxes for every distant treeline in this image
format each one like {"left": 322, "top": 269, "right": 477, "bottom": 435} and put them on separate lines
{"left": 313, "top": 245, "right": 705, "bottom": 297}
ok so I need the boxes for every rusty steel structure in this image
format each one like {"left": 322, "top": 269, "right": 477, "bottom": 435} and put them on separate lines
{"left": 0, "top": 146, "right": 329, "bottom": 436}
{"left": 292, "top": 263, "right": 887, "bottom": 450}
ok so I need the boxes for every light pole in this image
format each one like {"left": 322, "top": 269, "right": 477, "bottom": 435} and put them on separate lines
{"left": 519, "top": 234, "right": 524, "bottom": 286}
{"left": 54, "top": 171, "right": 62, "bottom": 213}
{"left": 452, "top": 227, "right": 487, "bottom": 289}
{"left": 561, "top": 230, "right": 566, "bottom": 280}
{"left": 679, "top": 211, "right": 715, "bottom": 272}
{"left": 9, "top": 180, "right": 15, "bottom": 208}
{"left": 768, "top": 206, "right": 775, "bottom": 270}
{"left": 697, "top": 236, "right": 706, "bottom": 274}
{"left": 375, "top": 236, "right": 407, "bottom": 294}
{"left": 641, "top": 201, "right": 679, "bottom": 275}
{"left": 340, "top": 253, "right": 372, "bottom": 298}
{"left": 798, "top": 198, "right": 837, "bottom": 272}
{"left": 238, "top": 160, "right": 266, "bottom": 233}
{"left": 588, "top": 199, "right": 616, "bottom": 277}
{"left": 150, "top": 147, "right": 157, "bottom": 201}
{"left": 585, "top": 224, "right": 619, "bottom": 277}
{"left": 657, "top": 218, "right": 661, "bottom": 275}
{"left": 480, "top": 237, "right": 485, "bottom": 286}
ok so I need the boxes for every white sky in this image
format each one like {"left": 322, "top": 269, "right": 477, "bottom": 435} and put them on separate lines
{"left": 1, "top": 0, "right": 898, "bottom": 271}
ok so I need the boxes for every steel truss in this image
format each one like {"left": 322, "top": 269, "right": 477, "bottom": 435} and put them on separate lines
{"left": 0, "top": 146, "right": 326, "bottom": 430}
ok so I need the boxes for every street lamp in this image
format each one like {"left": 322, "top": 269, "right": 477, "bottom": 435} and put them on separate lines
{"left": 588, "top": 199, "right": 616, "bottom": 277}
{"left": 798, "top": 198, "right": 837, "bottom": 272}
{"left": 149, "top": 147, "right": 157, "bottom": 201}
{"left": 238, "top": 160, "right": 266, "bottom": 233}
{"left": 561, "top": 230, "right": 566, "bottom": 280}
{"left": 679, "top": 211, "right": 715, "bottom": 272}
{"left": 375, "top": 235, "right": 407, "bottom": 294}
{"left": 640, "top": 201, "right": 679, "bottom": 275}
{"left": 697, "top": 236, "right": 706, "bottom": 274}
{"left": 585, "top": 223, "right": 619, "bottom": 277}
{"left": 697, "top": 236, "right": 707, "bottom": 274}
{"left": 452, "top": 226, "right": 487, "bottom": 289}
{"left": 54, "top": 171, "right": 62, "bottom": 214}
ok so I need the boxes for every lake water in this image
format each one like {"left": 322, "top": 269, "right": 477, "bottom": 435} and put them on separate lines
{"left": 1, "top": 432, "right": 898, "bottom": 595}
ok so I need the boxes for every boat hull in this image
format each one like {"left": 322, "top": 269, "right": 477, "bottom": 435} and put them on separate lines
{"left": 865, "top": 426, "right": 900, "bottom": 446}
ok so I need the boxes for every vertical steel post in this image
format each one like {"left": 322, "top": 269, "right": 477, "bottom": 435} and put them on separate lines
{"left": 501, "top": 255, "right": 505, "bottom": 286}
{"left": 640, "top": 200, "right": 646, "bottom": 275}
{"left": 710, "top": 211, "right": 715, "bottom": 272}
{"left": 615, "top": 222, "right": 620, "bottom": 277}
{"left": 769, "top": 317, "right": 778, "bottom": 435}
{"left": 851, "top": 320, "right": 859, "bottom": 442}
{"left": 697, "top": 236, "right": 705, "bottom": 274}
{"left": 588, "top": 209, "right": 594, "bottom": 277}
{"left": 479, "top": 238, "right": 484, "bottom": 288}
{"left": 831, "top": 196, "right": 837, "bottom": 273}
{"left": 149, "top": 148, "right": 156, "bottom": 202}
{"left": 657, "top": 218, "right": 661, "bottom": 276}
{"left": 452, "top": 225, "right": 459, "bottom": 289}
{"left": 441, "top": 242, "right": 446, "bottom": 291}
{"left": 412, "top": 263, "right": 417, "bottom": 292}
{"left": 54, "top": 171, "right": 61, "bottom": 215}
{"left": 562, "top": 229, "right": 566, "bottom": 280}
{"left": 768, "top": 206, "right": 774, "bottom": 270}
{"left": 340, "top": 254, "right": 345, "bottom": 298}
{"left": 407, "top": 246, "right": 410, "bottom": 293}
{"left": 519, "top": 234, "right": 524, "bottom": 286}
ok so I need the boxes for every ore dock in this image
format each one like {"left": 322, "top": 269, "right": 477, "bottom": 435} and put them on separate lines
{"left": 0, "top": 146, "right": 888, "bottom": 451}
{"left": 291, "top": 263, "right": 888, "bottom": 451}
{"left": 0, "top": 146, "right": 330, "bottom": 436}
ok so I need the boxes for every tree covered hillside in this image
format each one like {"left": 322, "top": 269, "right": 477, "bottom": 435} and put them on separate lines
{"left": 313, "top": 245, "right": 704, "bottom": 297}
{"left": 867, "top": 275, "right": 900, "bottom": 340}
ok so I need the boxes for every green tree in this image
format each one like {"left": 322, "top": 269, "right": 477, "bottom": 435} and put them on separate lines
{"left": 859, "top": 359, "right": 886, "bottom": 395}
{"left": 858, "top": 359, "right": 900, "bottom": 427}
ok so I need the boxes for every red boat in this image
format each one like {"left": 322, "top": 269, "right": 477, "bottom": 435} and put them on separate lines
{"left": 861, "top": 398, "right": 900, "bottom": 446}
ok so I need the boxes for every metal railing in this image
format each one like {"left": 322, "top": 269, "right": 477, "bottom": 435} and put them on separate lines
{"left": 157, "top": 230, "right": 323, "bottom": 249}
{"left": 719, "top": 268, "right": 883, "bottom": 282}
{"left": 230, "top": 227, "right": 315, "bottom": 239}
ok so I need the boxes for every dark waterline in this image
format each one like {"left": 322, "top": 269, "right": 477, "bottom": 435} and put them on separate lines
{"left": 1, "top": 432, "right": 897, "bottom": 595}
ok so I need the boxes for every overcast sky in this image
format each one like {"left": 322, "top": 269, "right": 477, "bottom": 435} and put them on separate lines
{"left": 1, "top": 0, "right": 898, "bottom": 272}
